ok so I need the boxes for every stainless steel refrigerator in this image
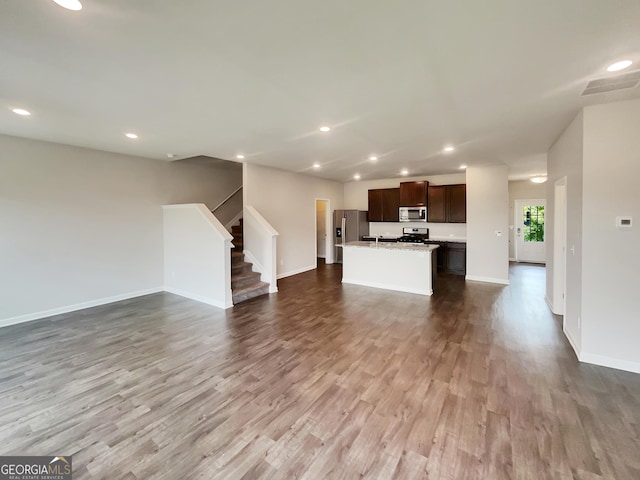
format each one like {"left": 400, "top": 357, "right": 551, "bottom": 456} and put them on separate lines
{"left": 333, "top": 210, "right": 369, "bottom": 263}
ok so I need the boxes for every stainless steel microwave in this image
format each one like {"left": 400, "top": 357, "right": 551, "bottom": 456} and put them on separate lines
{"left": 399, "top": 207, "right": 427, "bottom": 222}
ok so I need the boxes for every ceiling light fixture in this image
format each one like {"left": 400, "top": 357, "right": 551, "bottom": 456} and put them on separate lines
{"left": 52, "top": 0, "right": 83, "bottom": 11}
{"left": 607, "top": 60, "right": 633, "bottom": 72}
{"left": 531, "top": 176, "right": 548, "bottom": 184}
{"left": 166, "top": 154, "right": 176, "bottom": 159}
{"left": 459, "top": 165, "right": 467, "bottom": 169}
{"left": 236, "top": 154, "right": 245, "bottom": 160}
{"left": 353, "top": 174, "right": 361, "bottom": 180}
{"left": 400, "top": 169, "right": 409, "bottom": 176}
{"left": 319, "top": 126, "right": 331, "bottom": 132}
{"left": 313, "top": 163, "right": 321, "bottom": 169}
{"left": 443, "top": 146, "right": 455, "bottom": 153}
{"left": 11, "top": 108, "right": 31, "bottom": 116}
{"left": 369, "top": 156, "right": 378, "bottom": 161}
{"left": 125, "top": 133, "right": 138, "bottom": 139}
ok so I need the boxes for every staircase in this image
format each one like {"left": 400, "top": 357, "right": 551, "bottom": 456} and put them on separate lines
{"left": 231, "top": 220, "right": 270, "bottom": 304}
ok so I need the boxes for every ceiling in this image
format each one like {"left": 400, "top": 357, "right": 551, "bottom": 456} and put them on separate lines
{"left": 1, "top": 1, "right": 640, "bottom": 182}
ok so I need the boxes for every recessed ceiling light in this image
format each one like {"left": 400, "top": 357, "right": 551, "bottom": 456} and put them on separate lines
{"left": 443, "top": 146, "right": 455, "bottom": 153}
{"left": 11, "top": 108, "right": 31, "bottom": 116}
{"left": 236, "top": 154, "right": 245, "bottom": 160}
{"left": 400, "top": 169, "right": 409, "bottom": 175}
{"left": 459, "top": 165, "right": 467, "bottom": 169}
{"left": 52, "top": 0, "right": 83, "bottom": 11}
{"left": 313, "top": 163, "right": 321, "bottom": 169}
{"left": 531, "top": 176, "right": 548, "bottom": 184}
{"left": 166, "top": 154, "right": 176, "bottom": 158}
{"left": 607, "top": 60, "right": 633, "bottom": 72}
{"left": 319, "top": 126, "right": 331, "bottom": 132}
{"left": 125, "top": 133, "right": 138, "bottom": 139}
{"left": 353, "top": 174, "right": 361, "bottom": 180}
{"left": 369, "top": 156, "right": 378, "bottom": 161}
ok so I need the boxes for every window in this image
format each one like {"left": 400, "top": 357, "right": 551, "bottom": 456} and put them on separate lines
{"left": 523, "top": 205, "right": 544, "bottom": 242}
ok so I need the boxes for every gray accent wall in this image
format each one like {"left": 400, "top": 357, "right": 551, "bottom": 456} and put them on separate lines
{"left": 0, "top": 135, "right": 241, "bottom": 324}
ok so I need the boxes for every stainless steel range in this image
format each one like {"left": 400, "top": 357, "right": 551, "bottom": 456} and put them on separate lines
{"left": 397, "top": 227, "right": 429, "bottom": 244}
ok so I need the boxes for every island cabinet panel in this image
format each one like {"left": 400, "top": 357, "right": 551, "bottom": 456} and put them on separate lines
{"left": 427, "top": 186, "right": 447, "bottom": 222}
{"left": 447, "top": 184, "right": 467, "bottom": 223}
{"left": 368, "top": 188, "right": 400, "bottom": 222}
{"left": 446, "top": 242, "right": 467, "bottom": 275}
{"left": 400, "top": 181, "right": 428, "bottom": 207}
{"left": 427, "top": 184, "right": 466, "bottom": 223}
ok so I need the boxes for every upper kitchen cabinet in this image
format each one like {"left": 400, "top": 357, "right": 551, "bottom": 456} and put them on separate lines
{"left": 368, "top": 188, "right": 400, "bottom": 222}
{"left": 399, "top": 181, "right": 428, "bottom": 207}
{"left": 427, "top": 184, "right": 466, "bottom": 223}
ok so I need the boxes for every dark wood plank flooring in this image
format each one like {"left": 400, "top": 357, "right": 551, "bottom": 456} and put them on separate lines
{"left": 1, "top": 263, "right": 639, "bottom": 479}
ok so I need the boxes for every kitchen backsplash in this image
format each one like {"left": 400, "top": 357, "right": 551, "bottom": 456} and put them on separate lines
{"left": 369, "top": 222, "right": 467, "bottom": 239}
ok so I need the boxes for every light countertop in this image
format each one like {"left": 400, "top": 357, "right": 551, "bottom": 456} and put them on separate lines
{"left": 427, "top": 236, "right": 467, "bottom": 242}
{"left": 343, "top": 241, "right": 439, "bottom": 252}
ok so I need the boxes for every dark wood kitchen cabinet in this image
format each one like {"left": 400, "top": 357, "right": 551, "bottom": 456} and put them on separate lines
{"left": 427, "top": 184, "right": 466, "bottom": 223}
{"left": 399, "top": 181, "right": 428, "bottom": 207}
{"left": 446, "top": 242, "right": 467, "bottom": 275}
{"left": 368, "top": 188, "right": 400, "bottom": 222}
{"left": 427, "top": 186, "right": 446, "bottom": 222}
{"left": 447, "top": 184, "right": 466, "bottom": 223}
{"left": 426, "top": 241, "right": 466, "bottom": 275}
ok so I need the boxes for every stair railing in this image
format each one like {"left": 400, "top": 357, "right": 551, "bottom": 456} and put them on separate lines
{"left": 211, "top": 186, "right": 243, "bottom": 230}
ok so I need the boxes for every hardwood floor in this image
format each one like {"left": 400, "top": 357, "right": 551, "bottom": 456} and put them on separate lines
{"left": 1, "top": 263, "right": 639, "bottom": 479}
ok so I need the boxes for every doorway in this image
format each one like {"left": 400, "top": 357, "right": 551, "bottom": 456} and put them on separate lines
{"left": 315, "top": 199, "right": 332, "bottom": 265}
{"left": 553, "top": 178, "right": 567, "bottom": 315}
{"left": 514, "top": 199, "right": 546, "bottom": 263}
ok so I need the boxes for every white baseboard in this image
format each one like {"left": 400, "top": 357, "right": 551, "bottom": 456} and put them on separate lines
{"left": 277, "top": 264, "right": 316, "bottom": 279}
{"left": 0, "top": 287, "right": 164, "bottom": 329}
{"left": 465, "top": 275, "right": 510, "bottom": 285}
{"left": 164, "top": 287, "right": 232, "bottom": 309}
{"left": 563, "top": 325, "right": 581, "bottom": 361}
{"left": 342, "top": 278, "right": 432, "bottom": 296}
{"left": 580, "top": 351, "right": 640, "bottom": 374}
{"left": 509, "top": 257, "right": 516, "bottom": 262}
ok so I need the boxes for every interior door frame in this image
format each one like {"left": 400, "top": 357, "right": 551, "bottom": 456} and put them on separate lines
{"left": 315, "top": 198, "right": 333, "bottom": 266}
{"left": 553, "top": 177, "right": 567, "bottom": 316}
{"left": 514, "top": 198, "right": 546, "bottom": 263}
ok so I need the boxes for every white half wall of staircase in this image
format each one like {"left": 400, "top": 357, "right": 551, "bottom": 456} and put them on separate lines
{"left": 163, "top": 205, "right": 234, "bottom": 309}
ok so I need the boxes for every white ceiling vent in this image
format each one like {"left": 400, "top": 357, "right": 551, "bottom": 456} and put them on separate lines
{"left": 582, "top": 71, "right": 640, "bottom": 96}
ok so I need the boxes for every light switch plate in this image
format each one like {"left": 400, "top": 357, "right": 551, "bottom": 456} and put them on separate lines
{"left": 616, "top": 216, "right": 632, "bottom": 228}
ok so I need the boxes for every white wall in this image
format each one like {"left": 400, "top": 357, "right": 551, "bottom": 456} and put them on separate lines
{"left": 508, "top": 180, "right": 547, "bottom": 260}
{"left": 546, "top": 111, "right": 583, "bottom": 353}
{"left": 163, "top": 204, "right": 233, "bottom": 309}
{"left": 465, "top": 165, "right": 509, "bottom": 284}
{"left": 243, "top": 163, "right": 343, "bottom": 278}
{"left": 581, "top": 99, "right": 640, "bottom": 372}
{"left": 0, "top": 135, "right": 241, "bottom": 326}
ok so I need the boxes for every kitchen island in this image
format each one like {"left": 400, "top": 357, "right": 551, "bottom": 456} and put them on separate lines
{"left": 341, "top": 241, "right": 439, "bottom": 296}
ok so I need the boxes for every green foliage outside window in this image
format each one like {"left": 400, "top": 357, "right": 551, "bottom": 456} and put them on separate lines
{"left": 523, "top": 206, "right": 544, "bottom": 242}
